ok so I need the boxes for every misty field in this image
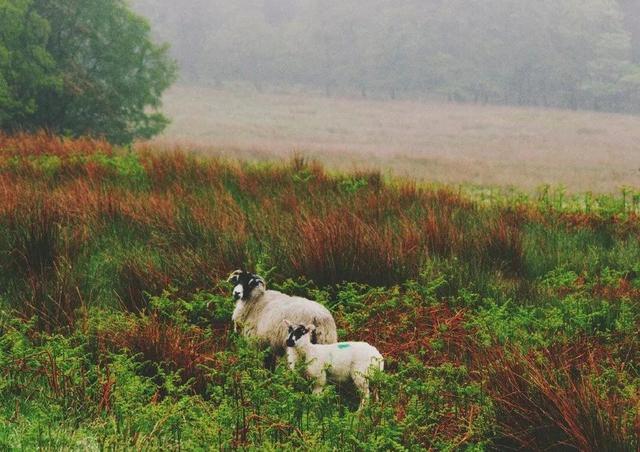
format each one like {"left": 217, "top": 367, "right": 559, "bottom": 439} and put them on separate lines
{"left": 0, "top": 133, "right": 638, "bottom": 450}
{"left": 150, "top": 85, "right": 640, "bottom": 193}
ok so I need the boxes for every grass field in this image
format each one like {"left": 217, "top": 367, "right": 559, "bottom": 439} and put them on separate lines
{"left": 149, "top": 85, "right": 640, "bottom": 193}
{"left": 0, "top": 133, "right": 638, "bottom": 450}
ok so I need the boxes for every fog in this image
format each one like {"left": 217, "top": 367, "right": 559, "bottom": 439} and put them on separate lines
{"left": 132, "top": 0, "right": 640, "bottom": 113}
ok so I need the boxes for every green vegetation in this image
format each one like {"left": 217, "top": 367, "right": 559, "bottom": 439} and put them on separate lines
{"left": 0, "top": 133, "right": 638, "bottom": 449}
{"left": 0, "top": 0, "right": 176, "bottom": 144}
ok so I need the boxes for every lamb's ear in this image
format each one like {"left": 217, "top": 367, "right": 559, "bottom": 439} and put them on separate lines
{"left": 282, "top": 319, "right": 293, "bottom": 330}
{"left": 306, "top": 323, "right": 317, "bottom": 332}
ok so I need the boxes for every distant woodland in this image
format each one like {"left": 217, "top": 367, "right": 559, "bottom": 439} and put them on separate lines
{"left": 133, "top": 0, "right": 640, "bottom": 113}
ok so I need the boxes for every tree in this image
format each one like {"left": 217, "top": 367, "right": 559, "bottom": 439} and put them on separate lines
{"left": 618, "top": 0, "right": 640, "bottom": 63}
{"left": 0, "top": 0, "right": 176, "bottom": 145}
{"left": 0, "top": 0, "right": 58, "bottom": 126}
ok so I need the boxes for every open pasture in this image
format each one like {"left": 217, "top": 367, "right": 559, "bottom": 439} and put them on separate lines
{"left": 150, "top": 85, "right": 640, "bottom": 193}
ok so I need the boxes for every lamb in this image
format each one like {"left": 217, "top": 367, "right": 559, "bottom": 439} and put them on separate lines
{"left": 283, "top": 319, "right": 384, "bottom": 409}
{"left": 228, "top": 270, "right": 338, "bottom": 357}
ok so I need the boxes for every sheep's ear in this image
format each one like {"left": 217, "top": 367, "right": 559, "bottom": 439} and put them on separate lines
{"left": 282, "top": 319, "right": 293, "bottom": 328}
{"left": 227, "top": 270, "right": 242, "bottom": 284}
{"left": 306, "top": 323, "right": 316, "bottom": 332}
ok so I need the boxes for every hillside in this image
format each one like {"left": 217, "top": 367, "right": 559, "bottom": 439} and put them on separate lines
{"left": 0, "top": 133, "right": 638, "bottom": 449}
{"left": 149, "top": 85, "right": 640, "bottom": 193}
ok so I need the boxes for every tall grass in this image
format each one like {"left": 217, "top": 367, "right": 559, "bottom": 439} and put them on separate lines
{"left": 485, "top": 342, "right": 639, "bottom": 451}
{"left": 0, "top": 133, "right": 638, "bottom": 449}
{"left": 2, "top": 132, "right": 639, "bottom": 320}
{"left": 0, "top": 134, "right": 510, "bottom": 314}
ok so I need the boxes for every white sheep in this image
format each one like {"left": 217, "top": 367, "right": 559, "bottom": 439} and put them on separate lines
{"left": 283, "top": 319, "right": 384, "bottom": 409}
{"left": 228, "top": 270, "right": 338, "bottom": 357}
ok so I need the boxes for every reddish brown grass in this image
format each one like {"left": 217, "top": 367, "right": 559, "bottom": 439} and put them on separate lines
{"left": 1, "top": 132, "right": 637, "bottom": 324}
{"left": 0, "top": 131, "right": 112, "bottom": 157}
{"left": 484, "top": 341, "right": 640, "bottom": 451}
{"left": 346, "top": 299, "right": 483, "bottom": 449}
{"left": 586, "top": 278, "right": 640, "bottom": 303}
{"left": 554, "top": 274, "right": 640, "bottom": 303}
{"left": 482, "top": 217, "right": 525, "bottom": 276}
{"left": 342, "top": 297, "right": 473, "bottom": 367}
{"left": 100, "top": 314, "right": 229, "bottom": 394}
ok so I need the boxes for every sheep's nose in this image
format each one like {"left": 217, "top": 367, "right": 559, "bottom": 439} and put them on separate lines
{"left": 286, "top": 339, "right": 295, "bottom": 347}
{"left": 232, "top": 284, "right": 243, "bottom": 301}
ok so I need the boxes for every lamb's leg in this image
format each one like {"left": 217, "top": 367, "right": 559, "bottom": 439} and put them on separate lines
{"left": 371, "top": 385, "right": 379, "bottom": 404}
{"left": 286, "top": 350, "right": 297, "bottom": 370}
{"left": 353, "top": 373, "right": 370, "bottom": 410}
{"left": 312, "top": 371, "right": 326, "bottom": 395}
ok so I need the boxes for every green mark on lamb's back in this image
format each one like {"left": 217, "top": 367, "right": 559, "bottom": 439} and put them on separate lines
{"left": 337, "top": 343, "right": 351, "bottom": 349}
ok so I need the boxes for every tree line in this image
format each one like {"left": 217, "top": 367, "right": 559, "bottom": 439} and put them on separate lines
{"left": 134, "top": 0, "right": 640, "bottom": 113}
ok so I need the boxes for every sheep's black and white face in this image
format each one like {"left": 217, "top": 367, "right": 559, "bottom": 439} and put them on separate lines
{"left": 285, "top": 323, "right": 311, "bottom": 348}
{"left": 284, "top": 320, "right": 318, "bottom": 347}
{"left": 228, "top": 270, "right": 265, "bottom": 301}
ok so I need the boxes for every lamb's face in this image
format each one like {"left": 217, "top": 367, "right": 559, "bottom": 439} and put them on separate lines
{"left": 228, "top": 270, "right": 265, "bottom": 301}
{"left": 284, "top": 321, "right": 315, "bottom": 347}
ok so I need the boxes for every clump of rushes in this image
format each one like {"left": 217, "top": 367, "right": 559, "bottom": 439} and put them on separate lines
{"left": 0, "top": 131, "right": 112, "bottom": 158}
{"left": 99, "top": 313, "right": 229, "bottom": 395}
{"left": 485, "top": 341, "right": 640, "bottom": 451}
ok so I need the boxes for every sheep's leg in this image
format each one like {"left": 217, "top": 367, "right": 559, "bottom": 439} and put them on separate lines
{"left": 263, "top": 353, "right": 276, "bottom": 371}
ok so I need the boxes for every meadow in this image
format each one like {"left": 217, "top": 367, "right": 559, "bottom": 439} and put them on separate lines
{"left": 151, "top": 85, "right": 640, "bottom": 193}
{"left": 0, "top": 132, "right": 638, "bottom": 450}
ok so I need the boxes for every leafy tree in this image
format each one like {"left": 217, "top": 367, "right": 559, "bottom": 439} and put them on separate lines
{"left": 0, "top": 0, "right": 176, "bottom": 145}
{"left": 0, "top": 0, "right": 58, "bottom": 126}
